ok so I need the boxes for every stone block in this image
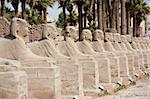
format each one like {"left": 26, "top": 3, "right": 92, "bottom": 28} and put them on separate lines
{"left": 24, "top": 66, "right": 61, "bottom": 99}
{"left": 0, "top": 71, "right": 28, "bottom": 99}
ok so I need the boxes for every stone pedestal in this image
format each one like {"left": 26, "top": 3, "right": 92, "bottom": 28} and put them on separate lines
{"left": 23, "top": 66, "right": 61, "bottom": 99}
{"left": 0, "top": 65, "right": 28, "bottom": 99}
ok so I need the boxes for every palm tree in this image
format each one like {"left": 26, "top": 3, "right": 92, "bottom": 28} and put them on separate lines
{"left": 11, "top": 0, "right": 19, "bottom": 17}
{"left": 76, "top": 0, "right": 83, "bottom": 41}
{"left": 130, "top": 0, "right": 150, "bottom": 37}
{"left": 57, "top": 0, "right": 70, "bottom": 40}
{"left": 83, "top": 0, "right": 94, "bottom": 29}
{"left": 26, "top": 0, "right": 36, "bottom": 17}
{"left": 83, "top": 0, "right": 92, "bottom": 28}
{"left": 126, "top": 0, "right": 132, "bottom": 35}
{"left": 21, "top": 0, "right": 26, "bottom": 19}
{"left": 102, "top": 0, "right": 107, "bottom": 31}
{"left": 102, "top": 0, "right": 107, "bottom": 41}
{"left": 34, "top": 0, "right": 55, "bottom": 22}
{"left": 109, "top": 0, "right": 116, "bottom": 32}
{"left": 116, "top": 0, "right": 120, "bottom": 33}
{"left": 97, "top": 0, "right": 103, "bottom": 29}
{"left": 121, "top": 0, "right": 127, "bottom": 35}
{"left": 1, "top": 0, "right": 5, "bottom": 16}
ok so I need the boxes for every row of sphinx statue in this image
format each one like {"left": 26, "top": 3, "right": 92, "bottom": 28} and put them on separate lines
{"left": 0, "top": 17, "right": 150, "bottom": 99}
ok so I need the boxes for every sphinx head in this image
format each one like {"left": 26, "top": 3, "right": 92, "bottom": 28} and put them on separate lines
{"left": 105, "top": 33, "right": 113, "bottom": 42}
{"left": 66, "top": 26, "right": 78, "bottom": 41}
{"left": 113, "top": 33, "right": 122, "bottom": 43}
{"left": 120, "top": 35, "right": 127, "bottom": 42}
{"left": 41, "top": 24, "right": 58, "bottom": 40}
{"left": 82, "top": 29, "right": 92, "bottom": 41}
{"left": 125, "top": 35, "right": 132, "bottom": 43}
{"left": 94, "top": 29, "right": 104, "bottom": 41}
{"left": 6, "top": 18, "right": 30, "bottom": 40}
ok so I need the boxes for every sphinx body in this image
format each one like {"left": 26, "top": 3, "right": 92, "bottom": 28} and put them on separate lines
{"left": 76, "top": 29, "right": 120, "bottom": 84}
{"left": 131, "top": 37, "right": 150, "bottom": 73}
{"left": 55, "top": 26, "right": 101, "bottom": 96}
{"left": 29, "top": 24, "right": 84, "bottom": 99}
{"left": 0, "top": 18, "right": 61, "bottom": 99}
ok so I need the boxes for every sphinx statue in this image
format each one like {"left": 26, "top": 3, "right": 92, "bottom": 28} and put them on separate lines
{"left": 29, "top": 24, "right": 67, "bottom": 59}
{"left": 29, "top": 24, "right": 84, "bottom": 99}
{"left": 131, "top": 37, "right": 146, "bottom": 72}
{"left": 0, "top": 18, "right": 61, "bottom": 99}
{"left": 113, "top": 34, "right": 149, "bottom": 79}
{"left": 123, "top": 35, "right": 146, "bottom": 77}
{"left": 76, "top": 29, "right": 116, "bottom": 84}
{"left": 93, "top": 31, "right": 131, "bottom": 84}
{"left": 56, "top": 26, "right": 101, "bottom": 96}
{"left": 132, "top": 37, "right": 150, "bottom": 72}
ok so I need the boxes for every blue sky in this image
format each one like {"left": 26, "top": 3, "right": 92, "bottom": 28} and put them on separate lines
{"left": 4, "top": 0, "right": 150, "bottom": 21}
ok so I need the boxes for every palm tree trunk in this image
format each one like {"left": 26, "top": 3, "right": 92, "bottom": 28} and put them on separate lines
{"left": 1, "top": 0, "right": 5, "bottom": 16}
{"left": 116, "top": 0, "right": 120, "bottom": 33}
{"left": 21, "top": 0, "right": 26, "bottom": 19}
{"left": 93, "top": 0, "right": 96, "bottom": 23}
{"left": 110, "top": 0, "right": 116, "bottom": 32}
{"left": 12, "top": 0, "right": 19, "bottom": 17}
{"left": 102, "top": 0, "right": 107, "bottom": 41}
{"left": 29, "top": 0, "right": 34, "bottom": 17}
{"left": 83, "top": 11, "right": 87, "bottom": 28}
{"left": 133, "top": 0, "right": 136, "bottom": 37}
{"left": 126, "top": 10, "right": 131, "bottom": 35}
{"left": 121, "top": 0, "right": 127, "bottom": 35}
{"left": 108, "top": 0, "right": 112, "bottom": 29}
{"left": 92, "top": 0, "right": 97, "bottom": 41}
{"left": 63, "top": 1, "right": 67, "bottom": 41}
{"left": 102, "top": 0, "right": 106, "bottom": 31}
{"left": 97, "top": 0, "right": 103, "bottom": 29}
{"left": 126, "top": 0, "right": 131, "bottom": 35}
{"left": 43, "top": 8, "right": 47, "bottom": 22}
{"left": 78, "top": 0, "right": 83, "bottom": 41}
{"left": 136, "top": 24, "right": 140, "bottom": 37}
{"left": 133, "top": 16, "right": 136, "bottom": 37}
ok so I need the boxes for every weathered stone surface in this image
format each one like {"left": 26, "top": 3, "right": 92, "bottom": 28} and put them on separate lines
{"left": 0, "top": 62, "right": 28, "bottom": 99}
{"left": 24, "top": 66, "right": 61, "bottom": 99}
{"left": 28, "top": 24, "right": 84, "bottom": 98}
{"left": 1, "top": 18, "right": 150, "bottom": 99}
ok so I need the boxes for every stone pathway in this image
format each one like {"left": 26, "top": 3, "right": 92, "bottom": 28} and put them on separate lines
{"left": 98, "top": 78, "right": 150, "bottom": 99}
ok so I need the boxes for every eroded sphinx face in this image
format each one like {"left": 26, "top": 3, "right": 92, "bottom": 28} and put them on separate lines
{"left": 95, "top": 29, "right": 104, "bottom": 41}
{"left": 105, "top": 33, "right": 114, "bottom": 42}
{"left": 126, "top": 35, "right": 132, "bottom": 43}
{"left": 16, "top": 18, "right": 30, "bottom": 38}
{"left": 120, "top": 35, "right": 127, "bottom": 42}
{"left": 38, "top": 23, "right": 59, "bottom": 41}
{"left": 112, "top": 33, "right": 121, "bottom": 43}
{"left": 66, "top": 26, "right": 78, "bottom": 41}
{"left": 82, "top": 29, "right": 93, "bottom": 41}
{"left": 5, "top": 18, "right": 29, "bottom": 41}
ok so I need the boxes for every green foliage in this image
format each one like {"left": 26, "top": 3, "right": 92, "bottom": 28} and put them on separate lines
{"left": 56, "top": 12, "right": 64, "bottom": 28}
{"left": 26, "top": 9, "right": 45, "bottom": 25}
{"left": 128, "top": 0, "right": 150, "bottom": 23}
{"left": 56, "top": 10, "right": 78, "bottom": 28}
{"left": 5, "top": 7, "right": 14, "bottom": 21}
